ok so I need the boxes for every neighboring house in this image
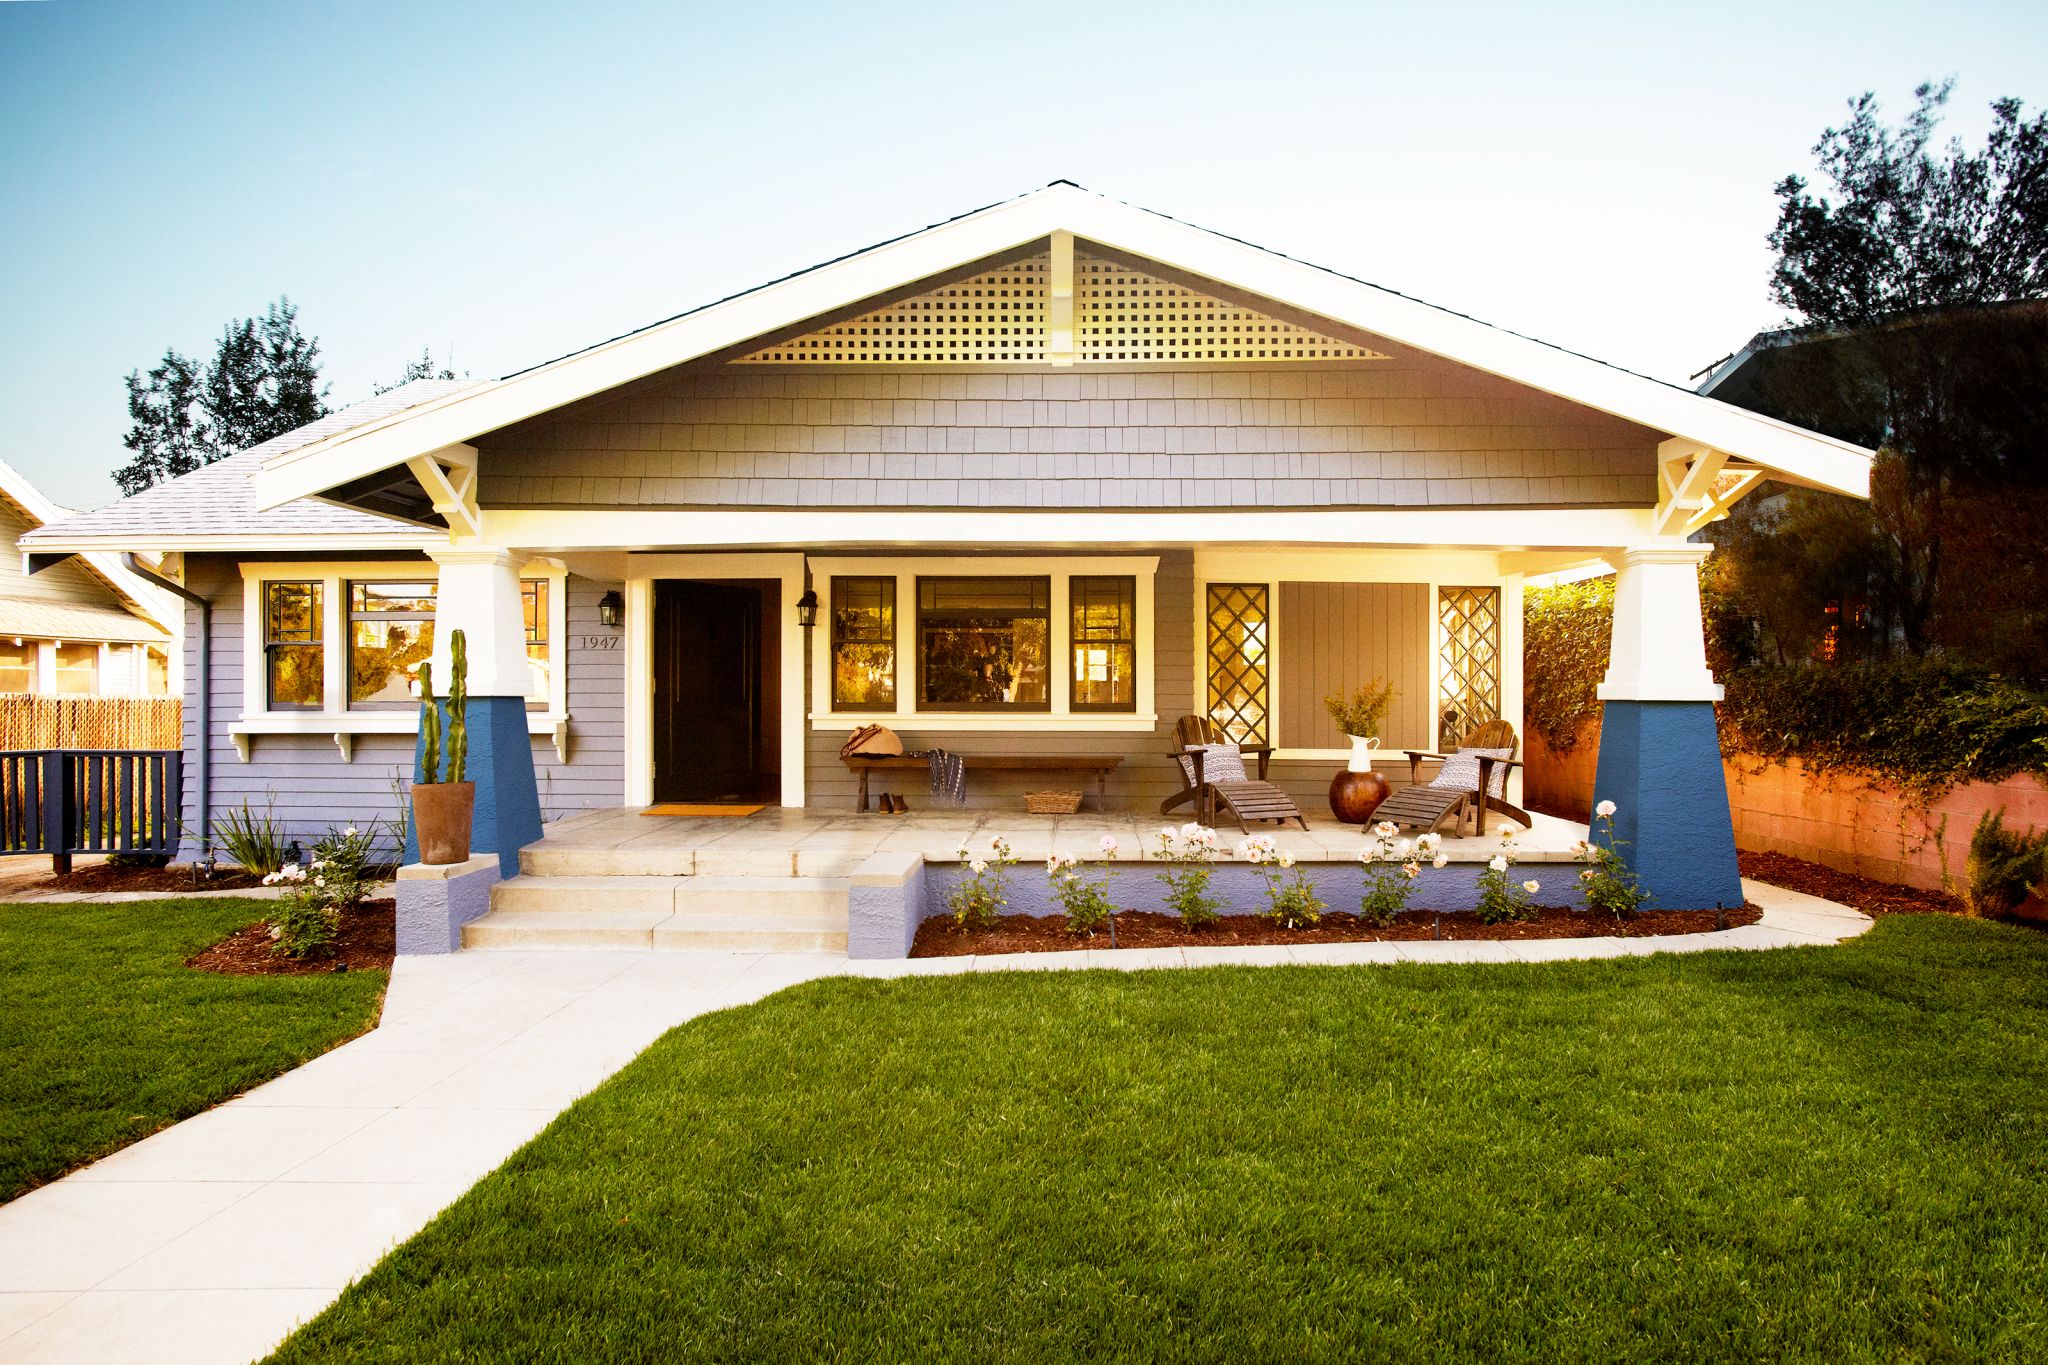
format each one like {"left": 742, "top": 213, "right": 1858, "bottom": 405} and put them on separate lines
{"left": 0, "top": 457, "right": 177, "bottom": 699}
{"left": 22, "top": 184, "right": 1873, "bottom": 907}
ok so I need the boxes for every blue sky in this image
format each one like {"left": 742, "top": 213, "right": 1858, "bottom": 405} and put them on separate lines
{"left": 2, "top": 0, "right": 2042, "bottom": 510}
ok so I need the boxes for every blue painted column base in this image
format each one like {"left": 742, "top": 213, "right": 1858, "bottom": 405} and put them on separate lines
{"left": 405, "top": 695, "right": 543, "bottom": 879}
{"left": 1590, "top": 699, "right": 1744, "bottom": 911}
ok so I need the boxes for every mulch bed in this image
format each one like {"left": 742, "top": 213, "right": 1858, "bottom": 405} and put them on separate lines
{"left": 1737, "top": 849, "right": 1962, "bottom": 918}
{"left": 912, "top": 904, "right": 1764, "bottom": 957}
{"left": 26, "top": 862, "right": 269, "bottom": 894}
{"left": 186, "top": 899, "right": 396, "bottom": 976}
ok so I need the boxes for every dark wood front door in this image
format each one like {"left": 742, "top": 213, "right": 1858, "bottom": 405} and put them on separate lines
{"left": 652, "top": 581, "right": 763, "bottom": 802}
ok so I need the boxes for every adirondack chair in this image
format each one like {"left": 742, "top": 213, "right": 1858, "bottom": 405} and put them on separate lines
{"left": 1162, "top": 715, "right": 1309, "bottom": 832}
{"left": 1372, "top": 719, "right": 1532, "bottom": 837}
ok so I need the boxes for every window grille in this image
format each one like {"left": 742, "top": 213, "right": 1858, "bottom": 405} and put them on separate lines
{"left": 1437, "top": 586, "right": 1501, "bottom": 747}
{"left": 1206, "top": 584, "right": 1270, "bottom": 743}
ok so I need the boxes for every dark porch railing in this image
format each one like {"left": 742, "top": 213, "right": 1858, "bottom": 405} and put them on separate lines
{"left": 0, "top": 749, "right": 184, "bottom": 873}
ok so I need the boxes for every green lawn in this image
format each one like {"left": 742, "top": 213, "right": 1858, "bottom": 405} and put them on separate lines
{"left": 273, "top": 916, "right": 2048, "bottom": 1363}
{"left": 0, "top": 899, "right": 387, "bottom": 1202}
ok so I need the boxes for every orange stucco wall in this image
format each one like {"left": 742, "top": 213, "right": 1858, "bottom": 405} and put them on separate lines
{"left": 1525, "top": 719, "right": 2048, "bottom": 893}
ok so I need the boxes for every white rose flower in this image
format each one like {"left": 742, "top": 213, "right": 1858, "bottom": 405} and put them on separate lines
{"left": 969, "top": 858, "right": 988, "bottom": 874}
{"left": 1277, "top": 852, "right": 1295, "bottom": 869}
{"left": 1394, "top": 838, "right": 1412, "bottom": 858}
{"left": 1100, "top": 835, "right": 1119, "bottom": 856}
{"left": 1488, "top": 854, "right": 1508, "bottom": 873}
{"left": 1595, "top": 799, "right": 1617, "bottom": 818}
{"left": 1432, "top": 853, "right": 1448, "bottom": 869}
{"left": 1374, "top": 821, "right": 1398, "bottom": 838}
{"left": 1523, "top": 879, "right": 1541, "bottom": 895}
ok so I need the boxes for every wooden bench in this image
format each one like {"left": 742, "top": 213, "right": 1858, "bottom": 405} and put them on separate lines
{"left": 843, "top": 754, "right": 1123, "bottom": 812}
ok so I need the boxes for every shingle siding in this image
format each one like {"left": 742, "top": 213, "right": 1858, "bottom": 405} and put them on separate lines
{"left": 478, "top": 361, "right": 1660, "bottom": 510}
{"left": 174, "top": 555, "right": 623, "bottom": 861}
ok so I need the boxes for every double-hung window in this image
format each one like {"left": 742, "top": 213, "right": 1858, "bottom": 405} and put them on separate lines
{"left": 521, "top": 579, "right": 549, "bottom": 708}
{"left": 831, "top": 577, "right": 896, "bottom": 710}
{"left": 348, "top": 582, "right": 436, "bottom": 707}
{"left": 1069, "top": 576, "right": 1136, "bottom": 712}
{"left": 264, "top": 581, "right": 323, "bottom": 709}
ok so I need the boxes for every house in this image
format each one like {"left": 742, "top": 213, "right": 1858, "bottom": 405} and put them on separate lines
{"left": 20, "top": 184, "right": 1873, "bottom": 910}
{"left": 0, "top": 457, "right": 177, "bottom": 701}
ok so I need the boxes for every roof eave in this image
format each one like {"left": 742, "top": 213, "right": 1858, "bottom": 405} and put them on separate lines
{"left": 253, "top": 184, "right": 1876, "bottom": 510}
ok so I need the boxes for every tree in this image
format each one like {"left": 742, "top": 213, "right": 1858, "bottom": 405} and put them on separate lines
{"left": 373, "top": 348, "right": 460, "bottom": 395}
{"left": 115, "top": 296, "right": 331, "bottom": 494}
{"left": 1716, "top": 84, "right": 2048, "bottom": 677}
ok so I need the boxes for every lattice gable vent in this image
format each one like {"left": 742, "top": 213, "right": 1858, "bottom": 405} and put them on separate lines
{"left": 734, "top": 246, "right": 1385, "bottom": 365}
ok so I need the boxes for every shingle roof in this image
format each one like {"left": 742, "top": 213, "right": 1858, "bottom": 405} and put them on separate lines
{"left": 0, "top": 598, "right": 168, "bottom": 644}
{"left": 21, "top": 379, "right": 479, "bottom": 548}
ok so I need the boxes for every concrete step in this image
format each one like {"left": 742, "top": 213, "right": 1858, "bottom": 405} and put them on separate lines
{"left": 491, "top": 874, "right": 848, "bottom": 916}
{"left": 517, "top": 842, "right": 863, "bottom": 879}
{"left": 461, "top": 906, "right": 847, "bottom": 953}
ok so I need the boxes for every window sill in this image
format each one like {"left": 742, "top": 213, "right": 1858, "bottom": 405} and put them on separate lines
{"left": 812, "top": 712, "right": 1157, "bottom": 734}
{"left": 229, "top": 711, "right": 571, "bottom": 763}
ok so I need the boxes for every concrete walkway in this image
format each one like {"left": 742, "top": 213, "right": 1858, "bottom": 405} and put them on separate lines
{"left": 0, "top": 880, "right": 1869, "bottom": 1364}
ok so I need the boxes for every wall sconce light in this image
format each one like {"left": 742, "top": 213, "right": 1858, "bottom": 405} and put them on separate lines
{"left": 597, "top": 591, "right": 624, "bottom": 628}
{"left": 796, "top": 589, "right": 819, "bottom": 629}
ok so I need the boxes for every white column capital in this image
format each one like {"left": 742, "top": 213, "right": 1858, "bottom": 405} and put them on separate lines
{"left": 1596, "top": 539, "right": 1723, "bottom": 703}
{"left": 428, "top": 544, "right": 529, "bottom": 698}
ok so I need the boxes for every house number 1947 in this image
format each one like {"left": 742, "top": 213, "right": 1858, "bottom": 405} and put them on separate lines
{"left": 579, "top": 635, "right": 622, "bottom": 651}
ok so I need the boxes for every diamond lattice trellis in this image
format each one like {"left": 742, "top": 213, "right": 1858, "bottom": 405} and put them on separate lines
{"left": 1438, "top": 586, "right": 1501, "bottom": 748}
{"left": 1206, "top": 584, "right": 1270, "bottom": 744}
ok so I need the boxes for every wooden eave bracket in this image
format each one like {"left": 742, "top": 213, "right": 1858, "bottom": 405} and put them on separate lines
{"left": 1654, "top": 439, "right": 1766, "bottom": 537}
{"left": 406, "top": 444, "right": 482, "bottom": 538}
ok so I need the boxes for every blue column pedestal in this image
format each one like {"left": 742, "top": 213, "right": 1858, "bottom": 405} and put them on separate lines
{"left": 1590, "top": 699, "right": 1743, "bottom": 911}
{"left": 405, "top": 695, "right": 543, "bottom": 879}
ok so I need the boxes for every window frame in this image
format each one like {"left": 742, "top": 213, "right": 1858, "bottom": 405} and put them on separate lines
{"left": 1068, "top": 574, "right": 1138, "bottom": 713}
{"left": 237, "top": 560, "right": 570, "bottom": 741}
{"left": 263, "top": 580, "right": 324, "bottom": 711}
{"left": 807, "top": 556, "right": 1157, "bottom": 733}
{"left": 829, "top": 575, "right": 897, "bottom": 712}
{"left": 345, "top": 579, "right": 437, "bottom": 710}
{"left": 914, "top": 574, "right": 1053, "bottom": 714}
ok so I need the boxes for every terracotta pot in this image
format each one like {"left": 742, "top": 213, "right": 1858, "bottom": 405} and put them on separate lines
{"left": 1328, "top": 769, "right": 1391, "bottom": 824}
{"left": 411, "top": 781, "right": 475, "bottom": 865}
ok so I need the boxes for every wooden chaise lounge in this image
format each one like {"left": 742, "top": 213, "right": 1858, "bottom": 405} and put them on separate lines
{"left": 1370, "top": 718, "right": 1532, "bottom": 837}
{"left": 1162, "top": 715, "right": 1309, "bottom": 833}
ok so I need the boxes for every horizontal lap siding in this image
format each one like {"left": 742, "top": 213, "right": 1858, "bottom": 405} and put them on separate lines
{"left": 802, "top": 551, "right": 1196, "bottom": 813}
{"left": 1277, "top": 582, "right": 1432, "bottom": 752}
{"left": 477, "top": 362, "right": 1660, "bottom": 510}
{"left": 177, "top": 556, "right": 623, "bottom": 861}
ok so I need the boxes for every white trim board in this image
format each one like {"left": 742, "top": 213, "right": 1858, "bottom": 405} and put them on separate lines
{"left": 252, "top": 184, "right": 1873, "bottom": 511}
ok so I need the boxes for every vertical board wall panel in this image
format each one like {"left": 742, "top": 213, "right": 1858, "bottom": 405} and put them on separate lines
{"left": 1277, "top": 582, "right": 1431, "bottom": 751}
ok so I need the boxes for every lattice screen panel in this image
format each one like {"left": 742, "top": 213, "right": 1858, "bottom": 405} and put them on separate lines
{"left": 1206, "top": 584, "right": 1271, "bottom": 744}
{"left": 734, "top": 248, "right": 1385, "bottom": 365}
{"left": 1437, "top": 587, "right": 1501, "bottom": 748}
{"left": 735, "top": 256, "right": 1049, "bottom": 365}
{"left": 1075, "top": 252, "right": 1383, "bottom": 363}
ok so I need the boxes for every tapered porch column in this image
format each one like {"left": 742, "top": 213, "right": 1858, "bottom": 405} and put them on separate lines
{"left": 1589, "top": 541, "right": 1743, "bottom": 909}
{"left": 409, "top": 545, "right": 542, "bottom": 876}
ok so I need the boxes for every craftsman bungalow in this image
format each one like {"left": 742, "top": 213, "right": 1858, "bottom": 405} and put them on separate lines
{"left": 23, "top": 184, "right": 1871, "bottom": 909}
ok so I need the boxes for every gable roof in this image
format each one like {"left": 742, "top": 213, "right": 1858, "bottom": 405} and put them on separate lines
{"left": 0, "top": 457, "right": 179, "bottom": 630}
{"left": 19, "top": 380, "right": 476, "bottom": 554}
{"left": 249, "top": 183, "right": 1874, "bottom": 510}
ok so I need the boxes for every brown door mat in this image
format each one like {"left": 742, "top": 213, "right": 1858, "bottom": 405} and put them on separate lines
{"left": 640, "top": 804, "right": 766, "bottom": 817}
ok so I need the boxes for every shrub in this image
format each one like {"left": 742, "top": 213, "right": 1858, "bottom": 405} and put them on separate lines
{"left": 1238, "top": 835, "right": 1324, "bottom": 929}
{"left": 1965, "top": 810, "right": 2048, "bottom": 918}
{"left": 263, "top": 864, "right": 338, "bottom": 958}
{"left": 213, "top": 797, "right": 289, "bottom": 876}
{"left": 1523, "top": 577, "right": 1614, "bottom": 751}
{"left": 1476, "top": 828, "right": 1540, "bottom": 924}
{"left": 1718, "top": 660, "right": 2048, "bottom": 803}
{"left": 1575, "top": 800, "right": 1648, "bottom": 920}
{"left": 1358, "top": 823, "right": 1441, "bottom": 926}
{"left": 1154, "top": 823, "right": 1222, "bottom": 929}
{"left": 949, "top": 835, "right": 1016, "bottom": 930}
{"left": 1323, "top": 677, "right": 1397, "bottom": 739}
{"left": 1048, "top": 839, "right": 1120, "bottom": 936}
{"left": 310, "top": 824, "right": 379, "bottom": 912}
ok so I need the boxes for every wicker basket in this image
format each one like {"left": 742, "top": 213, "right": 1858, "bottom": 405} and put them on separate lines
{"left": 1023, "top": 790, "right": 1084, "bottom": 815}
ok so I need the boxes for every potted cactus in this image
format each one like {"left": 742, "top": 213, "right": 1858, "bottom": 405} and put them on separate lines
{"left": 410, "top": 629, "right": 475, "bottom": 864}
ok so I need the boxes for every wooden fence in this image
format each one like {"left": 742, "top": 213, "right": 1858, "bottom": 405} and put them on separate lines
{"left": 0, "top": 697, "right": 181, "bottom": 751}
{"left": 0, "top": 748, "right": 184, "bottom": 871}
